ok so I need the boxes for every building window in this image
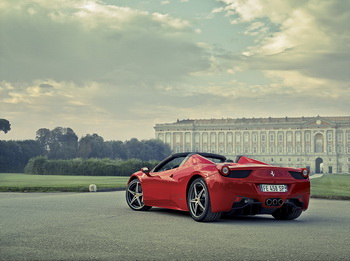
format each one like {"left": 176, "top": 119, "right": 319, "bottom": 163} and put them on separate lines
{"left": 211, "top": 133, "right": 216, "bottom": 143}
{"left": 219, "top": 133, "right": 224, "bottom": 143}
{"left": 236, "top": 146, "right": 240, "bottom": 154}
{"left": 296, "top": 132, "right": 301, "bottom": 142}
{"left": 280, "top": 158, "right": 282, "bottom": 162}
{"left": 194, "top": 133, "right": 200, "bottom": 143}
{"left": 244, "top": 147, "right": 249, "bottom": 153}
{"left": 211, "top": 146, "right": 215, "bottom": 153}
{"left": 202, "top": 133, "right": 208, "bottom": 143}
{"left": 347, "top": 146, "right": 350, "bottom": 153}
{"left": 287, "top": 132, "right": 292, "bottom": 142}
{"left": 236, "top": 133, "right": 241, "bottom": 142}
{"left": 338, "top": 146, "right": 343, "bottom": 153}
{"left": 253, "top": 134, "right": 257, "bottom": 142}
{"left": 185, "top": 132, "right": 191, "bottom": 143}
{"left": 296, "top": 146, "right": 301, "bottom": 153}
{"left": 305, "top": 132, "right": 310, "bottom": 141}
{"left": 339, "top": 165, "right": 342, "bottom": 173}
{"left": 270, "top": 134, "right": 274, "bottom": 142}
{"left": 253, "top": 146, "right": 257, "bottom": 153}
{"left": 287, "top": 146, "right": 292, "bottom": 153}
{"left": 244, "top": 133, "right": 249, "bottom": 142}
{"left": 271, "top": 158, "right": 274, "bottom": 162}
{"left": 227, "top": 133, "right": 233, "bottom": 142}
{"left": 176, "top": 146, "right": 180, "bottom": 153}
{"left": 175, "top": 133, "right": 181, "bottom": 143}
{"left": 327, "top": 132, "right": 333, "bottom": 141}
{"left": 219, "top": 146, "right": 224, "bottom": 153}
{"left": 306, "top": 146, "right": 311, "bottom": 153}
{"left": 337, "top": 133, "right": 343, "bottom": 142}
{"left": 278, "top": 147, "right": 283, "bottom": 153}
{"left": 166, "top": 133, "right": 171, "bottom": 143}
{"left": 261, "top": 134, "right": 266, "bottom": 142}
{"left": 347, "top": 133, "right": 350, "bottom": 141}
{"left": 328, "top": 146, "right": 332, "bottom": 153}
{"left": 278, "top": 134, "right": 283, "bottom": 142}
{"left": 261, "top": 147, "right": 266, "bottom": 153}
{"left": 270, "top": 147, "right": 274, "bottom": 153}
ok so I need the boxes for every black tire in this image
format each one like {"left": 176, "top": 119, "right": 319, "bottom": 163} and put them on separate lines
{"left": 187, "top": 178, "right": 221, "bottom": 222}
{"left": 126, "top": 179, "right": 152, "bottom": 211}
{"left": 272, "top": 206, "right": 302, "bottom": 220}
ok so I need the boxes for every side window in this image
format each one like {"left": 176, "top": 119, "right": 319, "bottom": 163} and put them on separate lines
{"left": 156, "top": 157, "right": 186, "bottom": 172}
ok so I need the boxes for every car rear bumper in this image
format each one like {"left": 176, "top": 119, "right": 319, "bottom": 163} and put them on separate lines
{"left": 206, "top": 175, "right": 310, "bottom": 213}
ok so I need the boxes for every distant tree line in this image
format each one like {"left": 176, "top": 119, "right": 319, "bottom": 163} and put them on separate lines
{"left": 0, "top": 126, "right": 171, "bottom": 173}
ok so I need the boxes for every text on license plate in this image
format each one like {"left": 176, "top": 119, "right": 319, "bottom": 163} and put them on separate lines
{"left": 260, "top": 184, "right": 288, "bottom": 192}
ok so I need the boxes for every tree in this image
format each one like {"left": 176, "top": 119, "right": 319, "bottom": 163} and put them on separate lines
{"left": 105, "top": 140, "right": 127, "bottom": 160}
{"left": 0, "top": 140, "right": 43, "bottom": 172}
{"left": 0, "top": 119, "right": 11, "bottom": 134}
{"left": 35, "top": 127, "right": 78, "bottom": 159}
{"left": 78, "top": 134, "right": 107, "bottom": 158}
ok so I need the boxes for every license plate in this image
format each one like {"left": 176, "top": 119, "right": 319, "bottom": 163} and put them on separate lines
{"left": 260, "top": 184, "right": 288, "bottom": 193}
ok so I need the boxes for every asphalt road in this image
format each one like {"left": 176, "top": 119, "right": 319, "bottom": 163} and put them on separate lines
{"left": 1, "top": 192, "right": 349, "bottom": 261}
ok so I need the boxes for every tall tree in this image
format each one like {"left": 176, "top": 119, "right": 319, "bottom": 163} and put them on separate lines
{"left": 0, "top": 119, "right": 11, "bottom": 134}
{"left": 78, "top": 134, "right": 106, "bottom": 158}
{"left": 35, "top": 127, "right": 78, "bottom": 159}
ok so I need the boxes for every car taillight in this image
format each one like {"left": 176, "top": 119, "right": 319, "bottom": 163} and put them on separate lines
{"left": 220, "top": 166, "right": 230, "bottom": 176}
{"left": 301, "top": 168, "right": 309, "bottom": 178}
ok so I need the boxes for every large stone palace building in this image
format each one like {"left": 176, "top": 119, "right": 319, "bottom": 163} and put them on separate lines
{"left": 154, "top": 116, "right": 350, "bottom": 174}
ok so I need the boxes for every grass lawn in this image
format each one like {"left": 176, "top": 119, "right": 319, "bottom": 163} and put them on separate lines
{"left": 1, "top": 173, "right": 349, "bottom": 199}
{"left": 0, "top": 173, "right": 129, "bottom": 192}
{"left": 310, "top": 174, "right": 350, "bottom": 199}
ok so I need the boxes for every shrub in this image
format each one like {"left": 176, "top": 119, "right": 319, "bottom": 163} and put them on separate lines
{"left": 24, "top": 157, "right": 159, "bottom": 176}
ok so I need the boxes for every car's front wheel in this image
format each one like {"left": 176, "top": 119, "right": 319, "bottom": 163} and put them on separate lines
{"left": 187, "top": 178, "right": 221, "bottom": 222}
{"left": 126, "top": 179, "right": 152, "bottom": 211}
{"left": 272, "top": 206, "right": 302, "bottom": 220}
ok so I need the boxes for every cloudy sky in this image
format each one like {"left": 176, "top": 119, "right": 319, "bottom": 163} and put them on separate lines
{"left": 1, "top": 0, "right": 349, "bottom": 141}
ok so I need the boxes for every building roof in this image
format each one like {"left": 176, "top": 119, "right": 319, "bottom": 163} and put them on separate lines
{"left": 155, "top": 116, "right": 350, "bottom": 129}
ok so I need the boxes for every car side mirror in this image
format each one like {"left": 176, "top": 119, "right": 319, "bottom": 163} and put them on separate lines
{"left": 141, "top": 167, "right": 150, "bottom": 175}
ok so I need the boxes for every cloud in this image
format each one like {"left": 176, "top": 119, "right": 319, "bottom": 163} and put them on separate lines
{"left": 215, "top": 0, "right": 350, "bottom": 83}
{"left": 0, "top": 0, "right": 209, "bottom": 85}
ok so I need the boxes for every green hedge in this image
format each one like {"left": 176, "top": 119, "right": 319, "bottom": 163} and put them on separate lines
{"left": 25, "top": 157, "right": 158, "bottom": 176}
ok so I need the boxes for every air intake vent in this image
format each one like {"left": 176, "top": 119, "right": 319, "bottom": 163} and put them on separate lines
{"left": 228, "top": 170, "right": 252, "bottom": 178}
{"left": 288, "top": 171, "right": 305, "bottom": 180}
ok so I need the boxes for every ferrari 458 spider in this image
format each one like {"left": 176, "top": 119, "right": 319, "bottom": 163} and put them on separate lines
{"left": 126, "top": 153, "right": 310, "bottom": 222}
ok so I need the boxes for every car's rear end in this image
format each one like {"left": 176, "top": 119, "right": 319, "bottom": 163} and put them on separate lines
{"left": 207, "top": 158, "right": 310, "bottom": 220}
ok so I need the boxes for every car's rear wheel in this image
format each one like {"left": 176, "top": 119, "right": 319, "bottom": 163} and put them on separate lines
{"left": 126, "top": 179, "right": 152, "bottom": 211}
{"left": 187, "top": 178, "right": 221, "bottom": 222}
{"left": 272, "top": 206, "right": 302, "bottom": 220}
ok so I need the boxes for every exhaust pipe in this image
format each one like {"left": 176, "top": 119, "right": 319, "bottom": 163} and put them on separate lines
{"left": 265, "top": 198, "right": 284, "bottom": 206}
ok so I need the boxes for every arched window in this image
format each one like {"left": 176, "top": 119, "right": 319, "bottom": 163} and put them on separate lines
{"left": 315, "top": 133, "right": 324, "bottom": 153}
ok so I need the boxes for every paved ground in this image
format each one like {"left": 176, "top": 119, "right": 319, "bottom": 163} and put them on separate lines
{"left": 1, "top": 192, "right": 349, "bottom": 260}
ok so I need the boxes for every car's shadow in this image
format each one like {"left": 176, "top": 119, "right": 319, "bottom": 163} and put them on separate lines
{"left": 147, "top": 207, "right": 301, "bottom": 224}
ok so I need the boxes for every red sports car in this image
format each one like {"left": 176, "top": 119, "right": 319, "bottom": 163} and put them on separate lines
{"left": 126, "top": 153, "right": 310, "bottom": 222}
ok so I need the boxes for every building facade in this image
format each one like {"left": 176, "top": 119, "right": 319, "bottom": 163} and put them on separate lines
{"left": 154, "top": 116, "right": 350, "bottom": 174}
